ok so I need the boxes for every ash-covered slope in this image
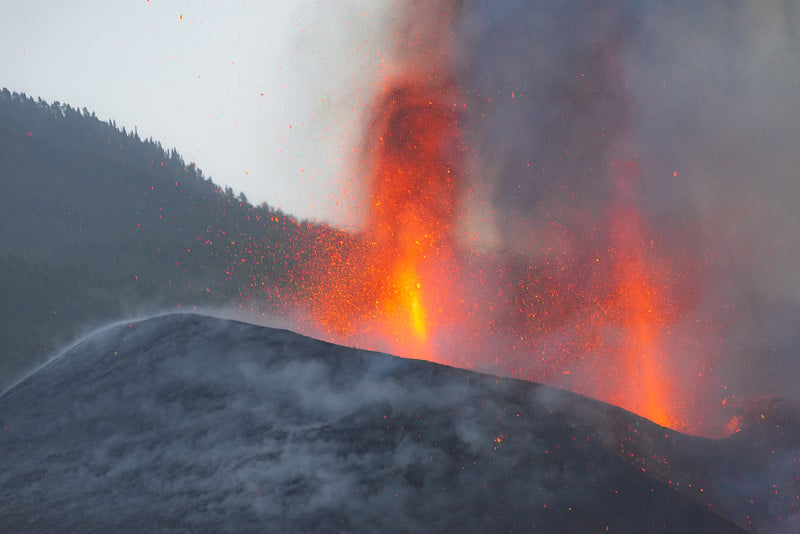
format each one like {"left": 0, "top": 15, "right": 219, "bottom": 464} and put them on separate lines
{"left": 0, "top": 314, "right": 748, "bottom": 533}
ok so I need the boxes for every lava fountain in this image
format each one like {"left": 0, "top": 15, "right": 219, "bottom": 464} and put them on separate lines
{"left": 294, "top": 3, "right": 710, "bottom": 435}
{"left": 600, "top": 160, "right": 684, "bottom": 429}
{"left": 300, "top": 83, "right": 692, "bottom": 430}
{"left": 302, "top": 73, "right": 463, "bottom": 359}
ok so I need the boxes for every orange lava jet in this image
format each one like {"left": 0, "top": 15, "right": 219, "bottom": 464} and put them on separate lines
{"left": 364, "top": 79, "right": 461, "bottom": 355}
{"left": 302, "top": 75, "right": 462, "bottom": 359}
{"left": 600, "top": 160, "right": 682, "bottom": 429}
{"left": 501, "top": 161, "right": 690, "bottom": 430}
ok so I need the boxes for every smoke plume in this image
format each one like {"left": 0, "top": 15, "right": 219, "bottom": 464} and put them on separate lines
{"left": 441, "top": 0, "right": 800, "bottom": 426}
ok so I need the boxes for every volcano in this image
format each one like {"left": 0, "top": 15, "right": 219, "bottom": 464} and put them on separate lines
{"left": 3, "top": 314, "right": 794, "bottom": 532}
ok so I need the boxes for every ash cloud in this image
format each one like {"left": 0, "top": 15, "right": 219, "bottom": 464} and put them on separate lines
{"left": 450, "top": 1, "right": 800, "bottom": 407}
{"left": 453, "top": 0, "right": 635, "bottom": 253}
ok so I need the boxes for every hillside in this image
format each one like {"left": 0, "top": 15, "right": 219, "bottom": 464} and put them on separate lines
{"left": 0, "top": 313, "right": 763, "bottom": 533}
{"left": 0, "top": 88, "right": 320, "bottom": 390}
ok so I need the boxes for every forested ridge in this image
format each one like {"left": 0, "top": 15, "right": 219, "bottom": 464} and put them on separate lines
{"left": 0, "top": 88, "right": 326, "bottom": 390}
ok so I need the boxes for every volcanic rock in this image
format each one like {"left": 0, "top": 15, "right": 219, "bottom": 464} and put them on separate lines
{"left": 0, "top": 314, "right": 761, "bottom": 532}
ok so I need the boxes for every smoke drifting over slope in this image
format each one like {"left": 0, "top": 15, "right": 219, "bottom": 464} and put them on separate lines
{"left": 1, "top": 314, "right": 772, "bottom": 532}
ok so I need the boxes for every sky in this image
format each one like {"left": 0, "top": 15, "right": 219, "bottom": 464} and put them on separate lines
{"left": 1, "top": 0, "right": 393, "bottom": 228}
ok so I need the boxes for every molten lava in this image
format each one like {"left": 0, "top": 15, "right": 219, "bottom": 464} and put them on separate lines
{"left": 303, "top": 77, "right": 461, "bottom": 358}
{"left": 602, "top": 160, "right": 681, "bottom": 429}
{"left": 500, "top": 161, "right": 688, "bottom": 430}
{"left": 365, "top": 80, "right": 460, "bottom": 353}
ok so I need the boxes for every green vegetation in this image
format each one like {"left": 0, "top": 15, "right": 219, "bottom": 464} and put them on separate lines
{"left": 0, "top": 88, "right": 319, "bottom": 390}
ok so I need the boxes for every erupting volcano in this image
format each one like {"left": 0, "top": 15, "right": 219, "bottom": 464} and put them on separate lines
{"left": 295, "top": 3, "right": 711, "bottom": 436}
{"left": 303, "top": 75, "right": 462, "bottom": 359}
{"left": 5, "top": 2, "right": 800, "bottom": 531}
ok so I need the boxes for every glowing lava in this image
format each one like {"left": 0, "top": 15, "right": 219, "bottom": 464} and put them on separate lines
{"left": 299, "top": 78, "right": 695, "bottom": 431}
{"left": 303, "top": 76, "right": 461, "bottom": 359}
{"left": 611, "top": 255, "right": 677, "bottom": 428}
{"left": 603, "top": 160, "right": 680, "bottom": 428}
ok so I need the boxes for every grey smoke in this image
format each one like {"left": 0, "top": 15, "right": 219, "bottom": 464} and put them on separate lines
{"left": 450, "top": 0, "right": 800, "bottom": 410}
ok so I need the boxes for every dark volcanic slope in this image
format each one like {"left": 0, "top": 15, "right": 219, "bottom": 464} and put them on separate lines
{"left": 0, "top": 314, "right": 746, "bottom": 533}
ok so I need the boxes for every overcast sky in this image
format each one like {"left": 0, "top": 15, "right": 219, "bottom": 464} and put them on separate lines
{"left": 1, "top": 1, "right": 393, "bottom": 227}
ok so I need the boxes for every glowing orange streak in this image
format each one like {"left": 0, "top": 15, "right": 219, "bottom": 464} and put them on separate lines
{"left": 606, "top": 161, "right": 680, "bottom": 429}
{"left": 380, "top": 262, "right": 429, "bottom": 356}
{"left": 614, "top": 256, "right": 675, "bottom": 428}
{"left": 301, "top": 78, "right": 460, "bottom": 360}
{"left": 396, "top": 264, "right": 428, "bottom": 340}
{"left": 358, "top": 80, "right": 459, "bottom": 356}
